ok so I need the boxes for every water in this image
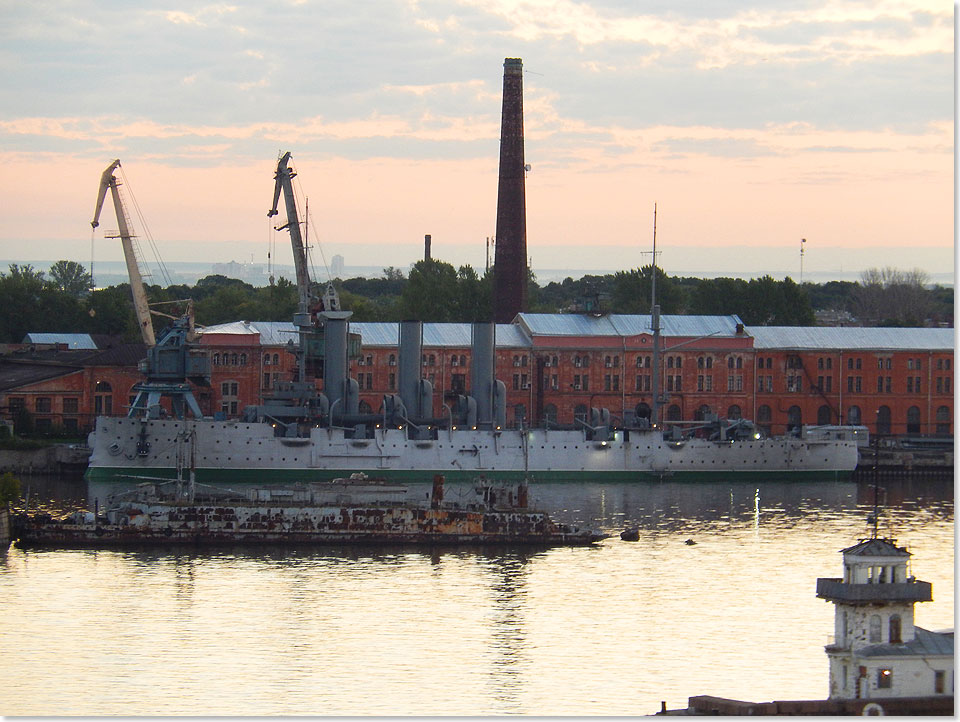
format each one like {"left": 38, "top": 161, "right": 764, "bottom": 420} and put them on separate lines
{"left": 1, "top": 476, "right": 953, "bottom": 716}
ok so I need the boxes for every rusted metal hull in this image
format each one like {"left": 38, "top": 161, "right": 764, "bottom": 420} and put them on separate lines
{"left": 13, "top": 503, "right": 606, "bottom": 548}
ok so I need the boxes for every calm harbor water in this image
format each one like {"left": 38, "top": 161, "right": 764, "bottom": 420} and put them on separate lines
{"left": 1, "top": 475, "right": 953, "bottom": 716}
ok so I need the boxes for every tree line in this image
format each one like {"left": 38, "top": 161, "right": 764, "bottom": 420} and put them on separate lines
{"left": 0, "top": 259, "right": 951, "bottom": 344}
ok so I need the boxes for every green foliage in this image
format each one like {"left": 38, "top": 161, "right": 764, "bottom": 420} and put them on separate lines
{"left": 0, "top": 472, "right": 20, "bottom": 505}
{"left": 399, "top": 259, "right": 461, "bottom": 321}
{"left": 612, "top": 266, "right": 683, "bottom": 314}
{"left": 0, "top": 258, "right": 948, "bottom": 342}
{"left": 49, "top": 260, "right": 93, "bottom": 298}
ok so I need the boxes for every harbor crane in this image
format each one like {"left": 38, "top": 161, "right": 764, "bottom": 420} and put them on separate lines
{"left": 90, "top": 159, "right": 208, "bottom": 420}
{"left": 91, "top": 159, "right": 156, "bottom": 347}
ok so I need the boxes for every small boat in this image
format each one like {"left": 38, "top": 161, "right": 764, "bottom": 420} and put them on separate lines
{"left": 12, "top": 474, "right": 607, "bottom": 547}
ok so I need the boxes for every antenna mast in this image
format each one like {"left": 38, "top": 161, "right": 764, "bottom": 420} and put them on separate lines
{"left": 650, "top": 203, "right": 662, "bottom": 429}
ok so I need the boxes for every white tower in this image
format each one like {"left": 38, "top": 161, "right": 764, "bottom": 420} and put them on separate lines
{"left": 816, "top": 538, "right": 953, "bottom": 700}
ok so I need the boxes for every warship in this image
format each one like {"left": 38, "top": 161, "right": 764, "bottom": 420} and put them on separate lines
{"left": 84, "top": 153, "right": 863, "bottom": 485}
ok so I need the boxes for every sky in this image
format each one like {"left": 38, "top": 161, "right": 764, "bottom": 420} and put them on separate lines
{"left": 0, "top": 0, "right": 954, "bottom": 282}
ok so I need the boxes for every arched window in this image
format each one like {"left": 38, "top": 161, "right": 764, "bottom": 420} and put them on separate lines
{"left": 94, "top": 381, "right": 113, "bottom": 416}
{"left": 936, "top": 405, "right": 951, "bottom": 435}
{"left": 906, "top": 406, "right": 921, "bottom": 434}
{"left": 263, "top": 354, "right": 271, "bottom": 366}
{"left": 667, "top": 357, "right": 674, "bottom": 369}
{"left": 666, "top": 404, "right": 682, "bottom": 422}
{"left": 877, "top": 405, "right": 892, "bottom": 435}
{"left": 213, "top": 352, "right": 220, "bottom": 365}
{"left": 388, "top": 353, "right": 396, "bottom": 366}
{"left": 272, "top": 354, "right": 279, "bottom": 366}
{"left": 644, "top": 356, "right": 651, "bottom": 368}
{"left": 706, "top": 357, "right": 712, "bottom": 369}
{"left": 787, "top": 405, "right": 802, "bottom": 432}
{"left": 239, "top": 353, "right": 247, "bottom": 366}
{"left": 736, "top": 357, "right": 742, "bottom": 369}
{"left": 582, "top": 355, "right": 590, "bottom": 368}
{"left": 889, "top": 614, "right": 902, "bottom": 644}
{"left": 573, "top": 404, "right": 589, "bottom": 425}
{"left": 817, "top": 405, "right": 832, "bottom": 425}
{"left": 514, "top": 403, "right": 526, "bottom": 426}
{"left": 727, "top": 405, "right": 741, "bottom": 420}
{"left": 697, "top": 357, "right": 704, "bottom": 369}
{"left": 460, "top": 354, "right": 466, "bottom": 366}
{"left": 848, "top": 405, "right": 861, "bottom": 425}
{"left": 543, "top": 403, "right": 558, "bottom": 425}
{"left": 429, "top": 354, "right": 436, "bottom": 366}
{"left": 869, "top": 614, "right": 882, "bottom": 643}
{"left": 231, "top": 353, "right": 238, "bottom": 365}
{"left": 695, "top": 404, "right": 712, "bottom": 421}
{"left": 757, "top": 404, "right": 772, "bottom": 435}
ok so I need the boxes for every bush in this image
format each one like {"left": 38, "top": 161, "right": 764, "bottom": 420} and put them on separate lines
{"left": 0, "top": 472, "right": 21, "bottom": 505}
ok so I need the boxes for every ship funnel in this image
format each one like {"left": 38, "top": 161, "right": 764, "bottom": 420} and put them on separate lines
{"left": 322, "top": 313, "right": 355, "bottom": 419}
{"left": 398, "top": 320, "right": 423, "bottom": 417}
{"left": 471, "top": 322, "right": 500, "bottom": 429}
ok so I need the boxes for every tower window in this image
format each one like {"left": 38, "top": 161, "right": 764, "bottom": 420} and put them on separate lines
{"left": 877, "top": 668, "right": 892, "bottom": 689}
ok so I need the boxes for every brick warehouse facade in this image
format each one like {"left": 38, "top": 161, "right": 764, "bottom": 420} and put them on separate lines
{"left": 0, "top": 317, "right": 953, "bottom": 439}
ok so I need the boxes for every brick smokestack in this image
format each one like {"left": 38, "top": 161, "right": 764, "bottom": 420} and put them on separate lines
{"left": 493, "top": 57, "right": 527, "bottom": 323}
{"left": 424, "top": 234, "right": 432, "bottom": 261}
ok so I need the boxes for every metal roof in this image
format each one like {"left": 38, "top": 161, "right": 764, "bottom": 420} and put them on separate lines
{"left": 841, "top": 538, "right": 910, "bottom": 557}
{"left": 858, "top": 627, "right": 954, "bottom": 658}
{"left": 750, "top": 326, "right": 954, "bottom": 351}
{"left": 357, "top": 322, "right": 529, "bottom": 348}
{"left": 516, "top": 313, "right": 744, "bottom": 338}
{"left": 22, "top": 333, "right": 98, "bottom": 349}
{"left": 201, "top": 321, "right": 530, "bottom": 348}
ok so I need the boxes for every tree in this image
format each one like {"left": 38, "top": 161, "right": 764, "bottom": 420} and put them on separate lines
{"left": 614, "top": 266, "right": 683, "bottom": 314}
{"left": 49, "top": 261, "right": 93, "bottom": 298}
{"left": 454, "top": 265, "right": 492, "bottom": 322}
{"left": 855, "top": 267, "right": 932, "bottom": 326}
{"left": 398, "top": 259, "right": 460, "bottom": 321}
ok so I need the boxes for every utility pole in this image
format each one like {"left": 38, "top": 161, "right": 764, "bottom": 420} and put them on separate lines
{"left": 800, "top": 237, "right": 806, "bottom": 283}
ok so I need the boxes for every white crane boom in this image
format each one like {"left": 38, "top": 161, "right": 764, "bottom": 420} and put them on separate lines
{"left": 91, "top": 159, "right": 155, "bottom": 347}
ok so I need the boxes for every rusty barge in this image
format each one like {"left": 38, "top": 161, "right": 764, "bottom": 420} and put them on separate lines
{"left": 12, "top": 475, "right": 607, "bottom": 547}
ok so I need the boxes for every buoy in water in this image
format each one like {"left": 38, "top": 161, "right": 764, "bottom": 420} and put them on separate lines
{"left": 620, "top": 528, "right": 640, "bottom": 542}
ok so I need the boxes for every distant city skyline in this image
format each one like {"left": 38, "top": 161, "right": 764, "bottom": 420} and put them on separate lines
{"left": 4, "top": 239, "right": 953, "bottom": 288}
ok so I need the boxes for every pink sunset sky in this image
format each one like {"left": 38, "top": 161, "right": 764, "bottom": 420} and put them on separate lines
{"left": 0, "top": 1, "right": 953, "bottom": 280}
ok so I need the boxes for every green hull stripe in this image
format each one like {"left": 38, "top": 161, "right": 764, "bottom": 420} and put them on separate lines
{"left": 86, "top": 466, "right": 854, "bottom": 484}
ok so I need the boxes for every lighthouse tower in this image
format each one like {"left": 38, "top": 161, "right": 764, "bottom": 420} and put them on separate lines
{"left": 816, "top": 537, "right": 953, "bottom": 700}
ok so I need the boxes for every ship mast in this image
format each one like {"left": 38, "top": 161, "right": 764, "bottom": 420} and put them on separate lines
{"left": 650, "top": 204, "right": 662, "bottom": 429}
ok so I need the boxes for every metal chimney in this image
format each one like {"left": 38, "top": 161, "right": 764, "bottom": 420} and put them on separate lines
{"left": 398, "top": 320, "right": 423, "bottom": 416}
{"left": 470, "top": 322, "right": 495, "bottom": 428}
{"left": 493, "top": 57, "right": 528, "bottom": 323}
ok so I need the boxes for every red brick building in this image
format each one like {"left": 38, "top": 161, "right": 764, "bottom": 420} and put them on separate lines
{"left": 1, "top": 318, "right": 953, "bottom": 440}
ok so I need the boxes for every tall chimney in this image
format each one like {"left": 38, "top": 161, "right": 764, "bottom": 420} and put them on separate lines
{"left": 424, "top": 234, "right": 432, "bottom": 261}
{"left": 493, "top": 57, "right": 527, "bottom": 323}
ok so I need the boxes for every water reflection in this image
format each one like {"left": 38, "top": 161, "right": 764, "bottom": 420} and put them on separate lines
{"left": 480, "top": 552, "right": 532, "bottom": 713}
{"left": 0, "top": 474, "right": 953, "bottom": 716}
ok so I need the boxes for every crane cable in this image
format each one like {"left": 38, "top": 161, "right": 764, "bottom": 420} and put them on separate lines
{"left": 117, "top": 164, "right": 174, "bottom": 289}
{"left": 288, "top": 157, "right": 332, "bottom": 285}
